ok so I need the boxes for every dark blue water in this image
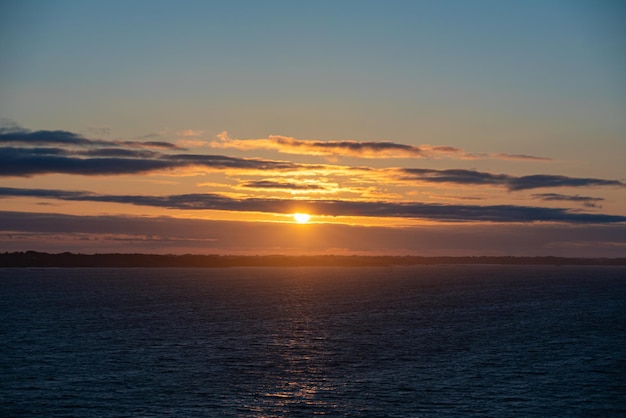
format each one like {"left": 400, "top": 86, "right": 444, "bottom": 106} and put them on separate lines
{"left": 1, "top": 266, "right": 625, "bottom": 416}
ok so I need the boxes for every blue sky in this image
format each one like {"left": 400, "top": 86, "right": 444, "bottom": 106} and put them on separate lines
{"left": 3, "top": 1, "right": 624, "bottom": 139}
{"left": 0, "top": 1, "right": 624, "bottom": 255}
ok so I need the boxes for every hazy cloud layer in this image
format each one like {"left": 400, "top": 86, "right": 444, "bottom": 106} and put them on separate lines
{"left": 397, "top": 168, "right": 624, "bottom": 191}
{"left": 1, "top": 187, "right": 624, "bottom": 224}
{"left": 212, "top": 133, "right": 550, "bottom": 161}
{"left": 2, "top": 211, "right": 625, "bottom": 257}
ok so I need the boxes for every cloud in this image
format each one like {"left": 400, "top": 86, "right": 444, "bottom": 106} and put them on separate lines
{"left": 212, "top": 132, "right": 428, "bottom": 158}
{"left": 0, "top": 147, "right": 179, "bottom": 176}
{"left": 508, "top": 175, "right": 623, "bottom": 191}
{"left": 0, "top": 147, "right": 306, "bottom": 177}
{"left": 240, "top": 180, "right": 328, "bottom": 191}
{"left": 77, "top": 148, "right": 160, "bottom": 158}
{"left": 532, "top": 193, "right": 605, "bottom": 208}
{"left": 432, "top": 195, "right": 485, "bottom": 201}
{"left": 0, "top": 124, "right": 181, "bottom": 150}
{"left": 159, "top": 153, "right": 305, "bottom": 171}
{"left": 212, "top": 132, "right": 550, "bottom": 161}
{"left": 1, "top": 186, "right": 625, "bottom": 224}
{"left": 397, "top": 168, "right": 624, "bottom": 191}
{"left": 492, "top": 153, "right": 551, "bottom": 161}
{"left": 1, "top": 124, "right": 620, "bottom": 200}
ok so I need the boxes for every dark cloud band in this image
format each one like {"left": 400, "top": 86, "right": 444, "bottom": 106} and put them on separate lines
{"left": 398, "top": 168, "right": 624, "bottom": 191}
{"left": 0, "top": 147, "right": 303, "bottom": 177}
{"left": 0, "top": 126, "right": 180, "bottom": 150}
{"left": 2, "top": 211, "right": 625, "bottom": 257}
{"left": 1, "top": 186, "right": 624, "bottom": 224}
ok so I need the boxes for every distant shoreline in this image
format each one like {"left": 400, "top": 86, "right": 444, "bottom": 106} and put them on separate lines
{"left": 1, "top": 251, "right": 625, "bottom": 267}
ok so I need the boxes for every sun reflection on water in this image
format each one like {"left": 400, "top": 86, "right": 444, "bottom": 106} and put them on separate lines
{"left": 242, "top": 276, "right": 342, "bottom": 415}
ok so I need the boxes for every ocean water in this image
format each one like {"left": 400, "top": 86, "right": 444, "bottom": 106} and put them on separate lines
{"left": 1, "top": 265, "right": 625, "bottom": 417}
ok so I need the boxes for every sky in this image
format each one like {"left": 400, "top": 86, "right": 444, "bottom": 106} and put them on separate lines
{"left": 0, "top": 0, "right": 625, "bottom": 256}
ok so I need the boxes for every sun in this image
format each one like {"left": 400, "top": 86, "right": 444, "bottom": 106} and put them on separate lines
{"left": 293, "top": 213, "right": 311, "bottom": 223}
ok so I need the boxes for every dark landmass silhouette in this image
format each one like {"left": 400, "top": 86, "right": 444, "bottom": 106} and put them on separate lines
{"left": 1, "top": 251, "right": 625, "bottom": 267}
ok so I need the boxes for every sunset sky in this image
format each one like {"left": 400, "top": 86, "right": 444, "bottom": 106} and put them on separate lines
{"left": 1, "top": 0, "right": 625, "bottom": 256}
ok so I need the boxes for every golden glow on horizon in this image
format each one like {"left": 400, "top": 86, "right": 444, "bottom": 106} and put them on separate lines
{"left": 0, "top": 196, "right": 458, "bottom": 227}
{"left": 293, "top": 213, "right": 311, "bottom": 223}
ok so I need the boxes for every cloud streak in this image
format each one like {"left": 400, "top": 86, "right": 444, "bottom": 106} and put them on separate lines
{"left": 532, "top": 193, "right": 605, "bottom": 208}
{"left": 212, "top": 132, "right": 550, "bottom": 161}
{"left": 397, "top": 168, "right": 624, "bottom": 191}
{"left": 240, "top": 180, "right": 328, "bottom": 191}
{"left": 0, "top": 125, "right": 181, "bottom": 150}
{"left": 1, "top": 186, "right": 624, "bottom": 224}
{"left": 0, "top": 147, "right": 306, "bottom": 177}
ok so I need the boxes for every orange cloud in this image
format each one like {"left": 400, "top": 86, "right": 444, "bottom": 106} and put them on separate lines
{"left": 211, "top": 132, "right": 550, "bottom": 161}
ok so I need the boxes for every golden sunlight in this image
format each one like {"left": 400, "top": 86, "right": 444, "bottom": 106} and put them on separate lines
{"left": 293, "top": 213, "right": 311, "bottom": 223}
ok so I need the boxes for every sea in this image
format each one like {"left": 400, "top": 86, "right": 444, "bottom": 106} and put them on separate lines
{"left": 1, "top": 265, "right": 625, "bottom": 417}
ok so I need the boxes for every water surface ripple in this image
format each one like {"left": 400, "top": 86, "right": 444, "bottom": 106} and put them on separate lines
{"left": 1, "top": 266, "right": 625, "bottom": 416}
